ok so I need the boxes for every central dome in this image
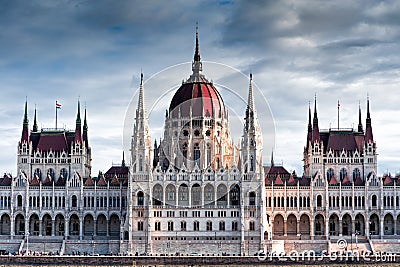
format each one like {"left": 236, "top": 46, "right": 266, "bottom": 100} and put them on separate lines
{"left": 169, "top": 77, "right": 226, "bottom": 119}
{"left": 168, "top": 29, "right": 226, "bottom": 119}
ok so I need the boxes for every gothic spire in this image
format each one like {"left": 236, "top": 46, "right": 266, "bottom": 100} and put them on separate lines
{"left": 194, "top": 22, "right": 201, "bottom": 62}
{"left": 312, "top": 95, "right": 320, "bottom": 143}
{"left": 245, "top": 73, "right": 256, "bottom": 132}
{"left": 122, "top": 151, "right": 126, "bottom": 167}
{"left": 75, "top": 100, "right": 82, "bottom": 143}
{"left": 271, "top": 150, "right": 274, "bottom": 167}
{"left": 357, "top": 102, "right": 363, "bottom": 133}
{"left": 33, "top": 105, "right": 38, "bottom": 132}
{"left": 191, "top": 23, "right": 203, "bottom": 75}
{"left": 137, "top": 72, "right": 145, "bottom": 115}
{"left": 21, "top": 99, "right": 29, "bottom": 143}
{"left": 83, "top": 106, "right": 88, "bottom": 145}
{"left": 365, "top": 96, "right": 374, "bottom": 142}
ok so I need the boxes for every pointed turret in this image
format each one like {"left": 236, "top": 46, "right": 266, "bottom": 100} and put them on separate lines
{"left": 365, "top": 97, "right": 373, "bottom": 142}
{"left": 312, "top": 95, "right": 320, "bottom": 143}
{"left": 75, "top": 100, "right": 82, "bottom": 143}
{"left": 83, "top": 107, "right": 88, "bottom": 145}
{"left": 245, "top": 73, "right": 256, "bottom": 132}
{"left": 271, "top": 150, "right": 274, "bottom": 167}
{"left": 33, "top": 105, "right": 38, "bottom": 132}
{"left": 21, "top": 100, "right": 29, "bottom": 143}
{"left": 131, "top": 72, "right": 152, "bottom": 173}
{"left": 357, "top": 102, "right": 363, "bottom": 133}
{"left": 191, "top": 24, "right": 203, "bottom": 76}
{"left": 306, "top": 101, "right": 312, "bottom": 145}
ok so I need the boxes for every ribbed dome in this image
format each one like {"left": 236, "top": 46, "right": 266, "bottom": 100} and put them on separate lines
{"left": 169, "top": 78, "right": 226, "bottom": 119}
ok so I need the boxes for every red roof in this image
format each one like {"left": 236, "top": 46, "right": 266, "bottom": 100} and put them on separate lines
{"left": 110, "top": 175, "right": 119, "bottom": 185}
{"left": 341, "top": 175, "right": 351, "bottom": 185}
{"left": 37, "top": 132, "right": 68, "bottom": 152}
{"left": 55, "top": 176, "right": 66, "bottom": 186}
{"left": 329, "top": 175, "right": 338, "bottom": 185}
{"left": 287, "top": 174, "right": 297, "bottom": 186}
{"left": 97, "top": 175, "right": 107, "bottom": 186}
{"left": 43, "top": 174, "right": 52, "bottom": 186}
{"left": 383, "top": 174, "right": 394, "bottom": 186}
{"left": 354, "top": 175, "right": 364, "bottom": 186}
{"left": 169, "top": 81, "right": 226, "bottom": 119}
{"left": 274, "top": 174, "right": 283, "bottom": 185}
{"left": 84, "top": 176, "right": 94, "bottom": 186}
{"left": 299, "top": 176, "right": 311, "bottom": 186}
{"left": 30, "top": 175, "right": 40, "bottom": 186}
{"left": 0, "top": 174, "right": 11, "bottom": 186}
{"left": 327, "top": 131, "right": 358, "bottom": 151}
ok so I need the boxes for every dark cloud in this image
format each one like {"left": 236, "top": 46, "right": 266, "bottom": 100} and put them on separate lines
{"left": 0, "top": 0, "right": 399, "bottom": 175}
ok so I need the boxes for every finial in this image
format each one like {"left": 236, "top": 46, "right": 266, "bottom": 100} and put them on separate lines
{"left": 33, "top": 104, "right": 38, "bottom": 132}
{"left": 194, "top": 22, "right": 201, "bottom": 62}
{"left": 76, "top": 99, "right": 81, "bottom": 124}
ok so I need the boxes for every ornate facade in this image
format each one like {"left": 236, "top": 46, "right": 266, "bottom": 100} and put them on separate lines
{"left": 126, "top": 31, "right": 266, "bottom": 256}
{"left": 1, "top": 31, "right": 399, "bottom": 256}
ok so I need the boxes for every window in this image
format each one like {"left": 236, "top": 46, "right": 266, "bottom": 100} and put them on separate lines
{"left": 168, "top": 221, "right": 174, "bottom": 231}
{"left": 316, "top": 195, "right": 322, "bottom": 207}
{"left": 71, "top": 195, "right": 77, "bottom": 208}
{"left": 249, "top": 192, "right": 256, "bottom": 206}
{"left": 193, "top": 221, "right": 199, "bottom": 231}
{"left": 206, "top": 221, "right": 212, "bottom": 231}
{"left": 249, "top": 221, "right": 255, "bottom": 231}
{"left": 232, "top": 221, "right": 238, "bottom": 231}
{"left": 138, "top": 221, "right": 144, "bottom": 231}
{"left": 372, "top": 195, "right": 377, "bottom": 207}
{"left": 219, "top": 221, "right": 225, "bottom": 231}
{"left": 155, "top": 221, "right": 161, "bottom": 231}
{"left": 181, "top": 221, "right": 186, "bottom": 231}
{"left": 137, "top": 191, "right": 144, "bottom": 206}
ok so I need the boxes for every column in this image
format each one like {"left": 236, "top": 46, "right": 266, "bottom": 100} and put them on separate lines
{"left": 380, "top": 216, "right": 384, "bottom": 239}
{"left": 339, "top": 219, "right": 343, "bottom": 236}
{"left": 93, "top": 220, "right": 97, "bottom": 237}
{"left": 297, "top": 219, "right": 301, "bottom": 237}
{"left": 65, "top": 219, "right": 69, "bottom": 238}
{"left": 51, "top": 220, "right": 55, "bottom": 236}
{"left": 10, "top": 216, "right": 15, "bottom": 240}
{"left": 106, "top": 220, "right": 110, "bottom": 236}
{"left": 39, "top": 219, "right": 43, "bottom": 236}
{"left": 283, "top": 219, "right": 287, "bottom": 236}
{"left": 79, "top": 218, "right": 83, "bottom": 240}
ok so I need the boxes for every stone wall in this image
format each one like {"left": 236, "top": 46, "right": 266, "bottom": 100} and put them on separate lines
{"left": 0, "top": 241, "right": 21, "bottom": 253}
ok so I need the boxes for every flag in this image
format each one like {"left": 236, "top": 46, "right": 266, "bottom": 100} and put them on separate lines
{"left": 56, "top": 102, "right": 62, "bottom": 109}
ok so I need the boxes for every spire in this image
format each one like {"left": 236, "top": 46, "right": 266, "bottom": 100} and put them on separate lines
{"left": 122, "top": 151, "right": 126, "bottom": 167}
{"left": 191, "top": 23, "right": 203, "bottom": 75}
{"left": 75, "top": 100, "right": 82, "bottom": 143}
{"left": 247, "top": 73, "right": 255, "bottom": 112}
{"left": 357, "top": 102, "right": 363, "bottom": 133}
{"left": 138, "top": 72, "right": 145, "bottom": 114}
{"left": 83, "top": 106, "right": 88, "bottom": 145}
{"left": 245, "top": 73, "right": 256, "bottom": 132}
{"left": 365, "top": 96, "right": 373, "bottom": 142}
{"left": 306, "top": 101, "right": 312, "bottom": 145}
{"left": 271, "top": 150, "right": 274, "bottom": 167}
{"left": 21, "top": 99, "right": 29, "bottom": 143}
{"left": 194, "top": 22, "right": 201, "bottom": 62}
{"left": 33, "top": 105, "right": 38, "bottom": 132}
{"left": 312, "top": 95, "right": 320, "bottom": 143}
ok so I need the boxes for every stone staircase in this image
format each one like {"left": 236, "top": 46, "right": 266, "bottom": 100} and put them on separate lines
{"left": 329, "top": 235, "right": 372, "bottom": 253}
{"left": 22, "top": 236, "right": 63, "bottom": 255}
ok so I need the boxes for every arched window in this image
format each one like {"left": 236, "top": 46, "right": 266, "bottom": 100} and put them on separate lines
{"left": 327, "top": 168, "right": 334, "bottom": 180}
{"left": 229, "top": 185, "right": 240, "bottom": 206}
{"left": 34, "top": 168, "right": 41, "bottom": 179}
{"left": 193, "top": 143, "right": 200, "bottom": 165}
{"left": 60, "top": 168, "right": 68, "bottom": 179}
{"left": 340, "top": 168, "right": 347, "bottom": 181}
{"left": 317, "top": 195, "right": 322, "bottom": 207}
{"left": 17, "top": 195, "right": 23, "bottom": 207}
{"left": 47, "top": 168, "right": 55, "bottom": 179}
{"left": 206, "top": 221, "right": 212, "bottom": 231}
{"left": 219, "top": 221, "right": 225, "bottom": 231}
{"left": 353, "top": 168, "right": 361, "bottom": 181}
{"left": 249, "top": 192, "right": 256, "bottom": 206}
{"left": 372, "top": 195, "right": 377, "bottom": 207}
{"left": 71, "top": 195, "right": 77, "bottom": 208}
{"left": 137, "top": 191, "right": 144, "bottom": 206}
{"left": 193, "top": 221, "right": 199, "bottom": 231}
{"left": 206, "top": 143, "right": 211, "bottom": 167}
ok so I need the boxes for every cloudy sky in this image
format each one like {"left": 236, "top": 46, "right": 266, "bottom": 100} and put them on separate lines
{"left": 1, "top": 0, "right": 400, "bottom": 176}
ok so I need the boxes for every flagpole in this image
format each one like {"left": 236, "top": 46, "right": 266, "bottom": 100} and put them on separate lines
{"left": 56, "top": 100, "right": 58, "bottom": 130}
{"left": 337, "top": 100, "right": 340, "bottom": 130}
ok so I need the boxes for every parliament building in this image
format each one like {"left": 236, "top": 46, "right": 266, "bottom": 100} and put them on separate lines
{"left": 0, "top": 32, "right": 398, "bottom": 256}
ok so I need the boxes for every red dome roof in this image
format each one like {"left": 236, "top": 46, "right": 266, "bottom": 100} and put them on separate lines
{"left": 169, "top": 78, "right": 226, "bottom": 119}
